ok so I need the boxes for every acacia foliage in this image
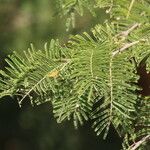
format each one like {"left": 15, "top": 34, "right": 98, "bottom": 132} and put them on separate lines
{"left": 0, "top": 0, "right": 150, "bottom": 149}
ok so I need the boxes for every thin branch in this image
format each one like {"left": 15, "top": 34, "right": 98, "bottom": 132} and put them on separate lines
{"left": 104, "top": 57, "right": 113, "bottom": 139}
{"left": 109, "top": 58, "right": 113, "bottom": 118}
{"left": 19, "top": 60, "right": 71, "bottom": 107}
{"left": 112, "top": 23, "right": 144, "bottom": 57}
{"left": 112, "top": 40, "right": 140, "bottom": 57}
{"left": 130, "top": 135, "right": 150, "bottom": 150}
{"left": 59, "top": 59, "right": 71, "bottom": 71}
{"left": 19, "top": 75, "right": 47, "bottom": 107}
{"left": 117, "top": 23, "right": 141, "bottom": 38}
{"left": 90, "top": 49, "right": 94, "bottom": 78}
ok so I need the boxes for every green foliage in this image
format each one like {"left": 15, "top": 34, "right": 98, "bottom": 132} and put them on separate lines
{"left": 122, "top": 96, "right": 150, "bottom": 150}
{"left": 56, "top": 0, "right": 96, "bottom": 30}
{"left": 0, "top": 0, "right": 150, "bottom": 149}
{"left": 0, "top": 40, "right": 70, "bottom": 104}
{"left": 56, "top": 0, "right": 150, "bottom": 30}
{"left": 68, "top": 25, "right": 138, "bottom": 138}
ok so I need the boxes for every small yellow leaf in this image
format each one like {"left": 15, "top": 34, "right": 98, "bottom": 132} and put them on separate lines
{"left": 47, "top": 70, "right": 59, "bottom": 78}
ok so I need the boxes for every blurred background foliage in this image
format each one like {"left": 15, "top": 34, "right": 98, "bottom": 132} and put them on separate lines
{"left": 0, "top": 0, "right": 121, "bottom": 150}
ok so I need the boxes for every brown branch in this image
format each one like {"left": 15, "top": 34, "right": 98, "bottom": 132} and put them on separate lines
{"left": 112, "top": 40, "right": 140, "bottom": 57}
{"left": 112, "top": 39, "right": 147, "bottom": 57}
{"left": 117, "top": 23, "right": 141, "bottom": 38}
{"left": 129, "top": 135, "right": 150, "bottom": 150}
{"left": 112, "top": 23, "right": 145, "bottom": 57}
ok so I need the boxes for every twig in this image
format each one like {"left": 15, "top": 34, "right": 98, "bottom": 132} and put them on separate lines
{"left": 90, "top": 49, "right": 94, "bottom": 77}
{"left": 129, "top": 135, "right": 150, "bottom": 150}
{"left": 18, "top": 75, "right": 47, "bottom": 107}
{"left": 112, "top": 40, "right": 140, "bottom": 57}
{"left": 117, "top": 23, "right": 141, "bottom": 38}
{"left": 113, "top": 38, "right": 147, "bottom": 57}
{"left": 18, "top": 60, "right": 71, "bottom": 107}
{"left": 112, "top": 23, "right": 144, "bottom": 57}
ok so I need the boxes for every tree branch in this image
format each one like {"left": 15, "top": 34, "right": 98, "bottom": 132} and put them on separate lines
{"left": 18, "top": 59, "right": 71, "bottom": 107}
{"left": 112, "top": 38, "right": 147, "bottom": 57}
{"left": 117, "top": 23, "right": 141, "bottom": 38}
{"left": 112, "top": 40, "right": 140, "bottom": 57}
{"left": 130, "top": 135, "right": 150, "bottom": 150}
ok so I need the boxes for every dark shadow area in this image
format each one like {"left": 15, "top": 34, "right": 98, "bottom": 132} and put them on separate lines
{"left": 0, "top": 96, "right": 122, "bottom": 150}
